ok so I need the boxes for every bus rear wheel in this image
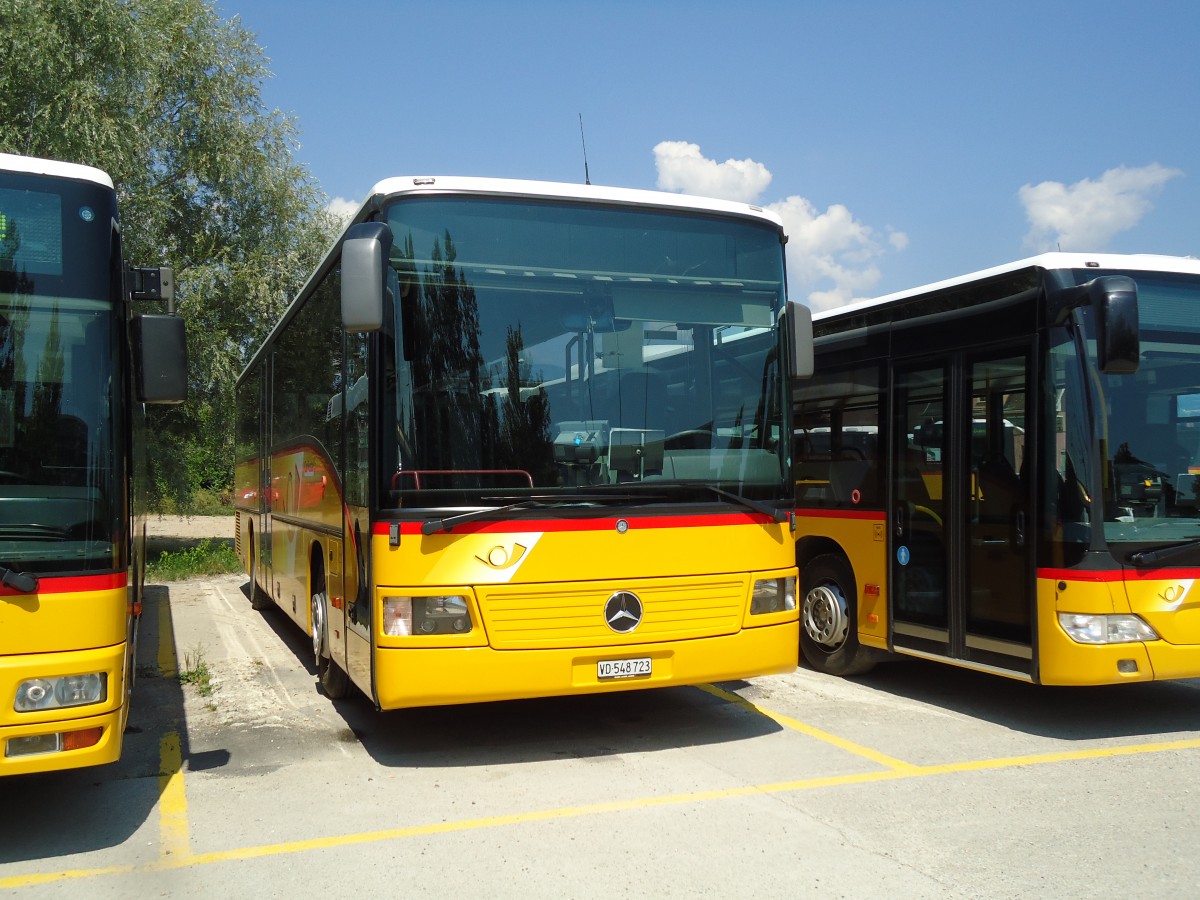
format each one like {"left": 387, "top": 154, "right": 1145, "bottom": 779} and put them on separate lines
{"left": 800, "top": 553, "right": 875, "bottom": 677}
{"left": 311, "top": 586, "right": 350, "bottom": 699}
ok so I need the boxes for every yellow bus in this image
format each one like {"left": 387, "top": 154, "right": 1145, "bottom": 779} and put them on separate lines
{"left": 794, "top": 252, "right": 1200, "bottom": 685}
{"left": 234, "top": 176, "right": 813, "bottom": 707}
{"left": 0, "top": 153, "right": 185, "bottom": 774}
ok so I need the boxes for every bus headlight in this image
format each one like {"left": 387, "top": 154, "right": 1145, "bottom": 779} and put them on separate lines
{"left": 14, "top": 673, "right": 107, "bottom": 712}
{"left": 383, "top": 595, "right": 473, "bottom": 636}
{"left": 750, "top": 577, "right": 797, "bottom": 615}
{"left": 1058, "top": 613, "right": 1159, "bottom": 645}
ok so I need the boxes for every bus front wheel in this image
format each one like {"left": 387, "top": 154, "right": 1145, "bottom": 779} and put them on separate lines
{"left": 800, "top": 554, "right": 874, "bottom": 677}
{"left": 311, "top": 585, "right": 350, "bottom": 699}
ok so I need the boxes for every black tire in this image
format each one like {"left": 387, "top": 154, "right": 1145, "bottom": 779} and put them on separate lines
{"left": 318, "top": 652, "right": 350, "bottom": 700}
{"left": 310, "top": 575, "right": 350, "bottom": 699}
{"left": 800, "top": 553, "right": 875, "bottom": 676}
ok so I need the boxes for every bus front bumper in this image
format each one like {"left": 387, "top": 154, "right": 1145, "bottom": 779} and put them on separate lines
{"left": 373, "top": 621, "right": 799, "bottom": 710}
{"left": 0, "top": 643, "right": 126, "bottom": 775}
{"left": 0, "top": 708, "right": 123, "bottom": 775}
{"left": 1038, "top": 625, "right": 1200, "bottom": 685}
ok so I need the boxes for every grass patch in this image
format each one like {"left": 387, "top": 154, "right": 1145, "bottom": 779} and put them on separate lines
{"left": 179, "top": 644, "right": 215, "bottom": 698}
{"left": 147, "top": 539, "right": 242, "bottom": 582}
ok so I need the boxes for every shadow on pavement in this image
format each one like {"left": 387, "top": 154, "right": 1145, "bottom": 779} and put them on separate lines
{"left": 240, "top": 581, "right": 784, "bottom": 771}
{"left": 0, "top": 583, "right": 189, "bottom": 864}
{"left": 828, "top": 654, "right": 1200, "bottom": 741}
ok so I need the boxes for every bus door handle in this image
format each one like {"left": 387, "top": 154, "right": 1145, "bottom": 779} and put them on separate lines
{"left": 895, "top": 503, "right": 907, "bottom": 539}
{"left": 1014, "top": 509, "right": 1026, "bottom": 548}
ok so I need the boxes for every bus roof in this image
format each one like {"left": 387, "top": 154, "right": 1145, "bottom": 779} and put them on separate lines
{"left": 357, "top": 175, "right": 784, "bottom": 230}
{"left": 816, "top": 252, "right": 1200, "bottom": 322}
{"left": 0, "top": 152, "right": 114, "bottom": 190}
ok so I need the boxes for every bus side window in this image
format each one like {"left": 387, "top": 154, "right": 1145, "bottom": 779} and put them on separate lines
{"left": 794, "top": 365, "right": 882, "bottom": 509}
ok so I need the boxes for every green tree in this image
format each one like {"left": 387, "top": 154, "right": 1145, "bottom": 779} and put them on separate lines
{"left": 0, "top": 0, "right": 339, "bottom": 507}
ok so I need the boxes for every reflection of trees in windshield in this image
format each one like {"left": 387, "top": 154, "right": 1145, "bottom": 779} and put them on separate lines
{"left": 28, "top": 308, "right": 65, "bottom": 454}
{"left": 1, "top": 300, "right": 62, "bottom": 481}
{"left": 387, "top": 213, "right": 786, "bottom": 499}
{"left": 494, "top": 325, "right": 554, "bottom": 481}
{"left": 398, "top": 231, "right": 555, "bottom": 487}
{"left": 403, "top": 230, "right": 481, "bottom": 472}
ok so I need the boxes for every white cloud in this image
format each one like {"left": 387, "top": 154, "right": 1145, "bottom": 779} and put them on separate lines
{"left": 653, "top": 141, "right": 906, "bottom": 311}
{"left": 769, "top": 195, "right": 907, "bottom": 312}
{"left": 1019, "top": 163, "right": 1181, "bottom": 251}
{"left": 653, "top": 141, "right": 772, "bottom": 202}
{"left": 327, "top": 196, "right": 360, "bottom": 224}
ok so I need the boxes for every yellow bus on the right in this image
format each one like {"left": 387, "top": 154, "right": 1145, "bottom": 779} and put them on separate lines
{"left": 794, "top": 252, "right": 1200, "bottom": 685}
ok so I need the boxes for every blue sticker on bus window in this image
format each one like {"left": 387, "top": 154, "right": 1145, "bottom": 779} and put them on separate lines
{"left": 896, "top": 545, "right": 910, "bottom": 566}
{"left": 79, "top": 206, "right": 95, "bottom": 222}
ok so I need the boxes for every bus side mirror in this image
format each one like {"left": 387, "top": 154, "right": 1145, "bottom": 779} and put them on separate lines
{"left": 785, "top": 298, "right": 814, "bottom": 380}
{"left": 133, "top": 314, "right": 187, "bottom": 403}
{"left": 1092, "top": 276, "right": 1139, "bottom": 375}
{"left": 341, "top": 222, "right": 393, "bottom": 333}
{"left": 1047, "top": 275, "right": 1139, "bottom": 375}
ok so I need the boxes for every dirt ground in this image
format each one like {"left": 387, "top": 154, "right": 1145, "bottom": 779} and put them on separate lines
{"left": 145, "top": 514, "right": 235, "bottom": 540}
{"left": 144, "top": 514, "right": 236, "bottom": 556}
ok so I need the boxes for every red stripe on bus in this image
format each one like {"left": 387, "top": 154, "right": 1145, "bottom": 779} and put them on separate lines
{"left": 0, "top": 572, "right": 128, "bottom": 597}
{"left": 1038, "top": 567, "right": 1199, "bottom": 583}
{"left": 372, "top": 511, "right": 772, "bottom": 536}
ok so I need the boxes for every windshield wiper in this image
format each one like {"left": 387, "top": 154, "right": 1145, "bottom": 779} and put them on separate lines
{"left": 652, "top": 481, "right": 789, "bottom": 523}
{"left": 1, "top": 566, "right": 39, "bottom": 594}
{"left": 1129, "top": 539, "right": 1200, "bottom": 568}
{"left": 422, "top": 499, "right": 547, "bottom": 535}
{"left": 706, "top": 486, "right": 791, "bottom": 524}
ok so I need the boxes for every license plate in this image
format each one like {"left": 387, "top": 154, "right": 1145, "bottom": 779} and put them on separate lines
{"left": 597, "top": 657, "right": 652, "bottom": 680}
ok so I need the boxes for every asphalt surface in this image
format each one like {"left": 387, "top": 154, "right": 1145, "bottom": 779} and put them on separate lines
{"left": 3, "top": 572, "right": 1200, "bottom": 898}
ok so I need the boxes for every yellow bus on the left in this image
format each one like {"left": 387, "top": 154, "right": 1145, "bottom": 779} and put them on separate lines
{"left": 0, "top": 153, "right": 186, "bottom": 775}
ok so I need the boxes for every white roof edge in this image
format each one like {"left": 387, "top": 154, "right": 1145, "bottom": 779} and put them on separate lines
{"left": 817, "top": 251, "right": 1200, "bottom": 321}
{"left": 0, "top": 152, "right": 114, "bottom": 190}
{"left": 356, "top": 175, "right": 784, "bottom": 228}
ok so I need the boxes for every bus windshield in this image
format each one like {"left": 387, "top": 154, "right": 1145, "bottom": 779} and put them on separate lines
{"left": 381, "top": 195, "right": 788, "bottom": 507}
{"left": 1, "top": 176, "right": 121, "bottom": 574}
{"left": 1094, "top": 272, "right": 1200, "bottom": 554}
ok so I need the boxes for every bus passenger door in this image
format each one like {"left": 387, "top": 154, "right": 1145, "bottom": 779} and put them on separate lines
{"left": 889, "top": 350, "right": 1034, "bottom": 677}
{"left": 891, "top": 364, "right": 950, "bottom": 651}
{"left": 962, "top": 350, "right": 1033, "bottom": 673}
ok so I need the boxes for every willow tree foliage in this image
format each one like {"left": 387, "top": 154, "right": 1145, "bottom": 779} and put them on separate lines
{"left": 0, "top": 0, "right": 339, "bottom": 506}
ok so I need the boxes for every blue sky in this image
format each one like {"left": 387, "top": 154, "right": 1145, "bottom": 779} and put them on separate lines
{"left": 228, "top": 0, "right": 1198, "bottom": 310}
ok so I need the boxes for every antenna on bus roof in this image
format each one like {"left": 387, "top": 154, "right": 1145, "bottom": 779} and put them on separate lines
{"left": 578, "top": 113, "right": 591, "bottom": 185}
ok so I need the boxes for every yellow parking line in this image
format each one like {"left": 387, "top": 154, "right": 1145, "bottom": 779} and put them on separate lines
{"left": 697, "top": 683, "right": 921, "bottom": 773}
{"left": 154, "top": 589, "right": 192, "bottom": 861}
{"left": 3, "top": 732, "right": 1199, "bottom": 888}
{"left": 157, "top": 734, "right": 1200, "bottom": 871}
{"left": 159, "top": 730, "right": 191, "bottom": 861}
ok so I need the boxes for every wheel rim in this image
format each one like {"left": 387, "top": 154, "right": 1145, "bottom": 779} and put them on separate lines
{"left": 803, "top": 583, "right": 850, "bottom": 649}
{"left": 311, "top": 591, "right": 325, "bottom": 660}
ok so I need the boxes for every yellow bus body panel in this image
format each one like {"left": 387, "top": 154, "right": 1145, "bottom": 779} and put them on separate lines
{"left": 0, "top": 642, "right": 126, "bottom": 774}
{"left": 800, "top": 515, "right": 1200, "bottom": 685}
{"left": 0, "top": 582, "right": 128, "bottom": 773}
{"left": 374, "top": 623, "right": 799, "bottom": 709}
{"left": 370, "top": 517, "right": 798, "bottom": 708}
{"left": 0, "top": 582, "right": 127, "bottom": 656}
{"left": 1037, "top": 573, "right": 1200, "bottom": 685}
{"left": 797, "top": 513, "right": 889, "bottom": 649}
{"left": 378, "top": 517, "right": 793, "bottom": 585}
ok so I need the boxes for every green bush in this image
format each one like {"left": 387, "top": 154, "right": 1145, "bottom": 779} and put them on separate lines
{"left": 147, "top": 539, "right": 241, "bottom": 582}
